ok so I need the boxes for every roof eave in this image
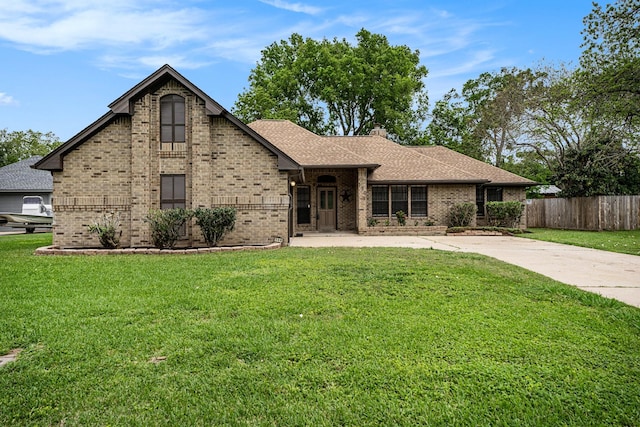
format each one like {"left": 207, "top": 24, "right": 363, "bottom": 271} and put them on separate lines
{"left": 484, "top": 181, "right": 539, "bottom": 187}
{"left": 369, "top": 179, "right": 490, "bottom": 185}
{"left": 0, "top": 188, "right": 52, "bottom": 193}
{"left": 34, "top": 111, "right": 117, "bottom": 171}
{"left": 300, "top": 163, "right": 380, "bottom": 169}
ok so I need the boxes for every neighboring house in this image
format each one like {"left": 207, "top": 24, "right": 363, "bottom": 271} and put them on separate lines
{"left": 534, "top": 185, "right": 561, "bottom": 198}
{"left": 35, "top": 65, "right": 535, "bottom": 248}
{"left": 0, "top": 156, "right": 53, "bottom": 213}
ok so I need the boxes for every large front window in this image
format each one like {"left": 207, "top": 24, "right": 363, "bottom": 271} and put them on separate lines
{"left": 372, "top": 185, "right": 427, "bottom": 218}
{"left": 372, "top": 186, "right": 389, "bottom": 217}
{"left": 160, "top": 95, "right": 185, "bottom": 150}
{"left": 391, "top": 185, "right": 408, "bottom": 214}
{"left": 410, "top": 186, "right": 427, "bottom": 217}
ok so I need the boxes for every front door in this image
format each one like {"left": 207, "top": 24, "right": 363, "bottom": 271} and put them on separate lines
{"left": 317, "top": 187, "right": 336, "bottom": 231}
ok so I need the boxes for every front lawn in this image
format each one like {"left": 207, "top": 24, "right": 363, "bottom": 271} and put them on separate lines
{"left": 522, "top": 228, "right": 640, "bottom": 256}
{"left": 1, "top": 234, "right": 639, "bottom": 426}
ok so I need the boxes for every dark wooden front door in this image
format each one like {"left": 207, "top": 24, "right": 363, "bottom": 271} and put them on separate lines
{"left": 317, "top": 187, "right": 336, "bottom": 231}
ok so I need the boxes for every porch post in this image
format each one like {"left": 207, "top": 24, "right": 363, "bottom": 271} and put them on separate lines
{"left": 356, "top": 167, "right": 368, "bottom": 233}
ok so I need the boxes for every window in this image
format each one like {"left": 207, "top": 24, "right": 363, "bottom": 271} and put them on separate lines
{"left": 476, "top": 185, "right": 485, "bottom": 217}
{"left": 160, "top": 95, "right": 185, "bottom": 150}
{"left": 296, "top": 186, "right": 311, "bottom": 224}
{"left": 161, "top": 175, "right": 186, "bottom": 209}
{"left": 487, "top": 187, "right": 503, "bottom": 202}
{"left": 391, "top": 185, "right": 408, "bottom": 215}
{"left": 372, "top": 186, "right": 389, "bottom": 217}
{"left": 410, "top": 186, "right": 427, "bottom": 217}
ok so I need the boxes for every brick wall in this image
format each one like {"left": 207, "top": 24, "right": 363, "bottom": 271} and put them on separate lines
{"left": 52, "top": 78, "right": 289, "bottom": 248}
{"left": 427, "top": 184, "right": 477, "bottom": 226}
{"left": 52, "top": 116, "right": 132, "bottom": 248}
{"left": 364, "top": 184, "right": 476, "bottom": 227}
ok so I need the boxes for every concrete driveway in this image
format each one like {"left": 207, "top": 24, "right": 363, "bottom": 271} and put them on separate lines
{"left": 290, "top": 234, "right": 640, "bottom": 308}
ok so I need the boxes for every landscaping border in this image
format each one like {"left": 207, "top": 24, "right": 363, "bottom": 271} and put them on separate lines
{"left": 34, "top": 242, "right": 282, "bottom": 256}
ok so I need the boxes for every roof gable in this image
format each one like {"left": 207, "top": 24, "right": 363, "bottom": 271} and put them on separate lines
{"left": 35, "top": 65, "right": 299, "bottom": 171}
{"left": 108, "top": 64, "right": 225, "bottom": 116}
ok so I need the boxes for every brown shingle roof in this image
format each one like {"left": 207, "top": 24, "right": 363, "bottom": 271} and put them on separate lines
{"left": 324, "top": 135, "right": 486, "bottom": 183}
{"left": 248, "top": 120, "right": 378, "bottom": 168}
{"left": 409, "top": 146, "right": 536, "bottom": 186}
{"left": 247, "top": 120, "right": 536, "bottom": 186}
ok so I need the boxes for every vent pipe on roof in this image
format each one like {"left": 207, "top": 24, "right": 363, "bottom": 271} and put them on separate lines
{"left": 369, "top": 123, "right": 387, "bottom": 138}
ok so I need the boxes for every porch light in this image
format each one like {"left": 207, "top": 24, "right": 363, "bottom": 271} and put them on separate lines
{"left": 290, "top": 180, "right": 296, "bottom": 187}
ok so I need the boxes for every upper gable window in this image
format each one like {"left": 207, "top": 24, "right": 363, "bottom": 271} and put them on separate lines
{"left": 160, "top": 95, "right": 185, "bottom": 150}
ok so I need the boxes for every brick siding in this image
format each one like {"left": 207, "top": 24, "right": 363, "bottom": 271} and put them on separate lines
{"left": 52, "top": 79, "right": 289, "bottom": 248}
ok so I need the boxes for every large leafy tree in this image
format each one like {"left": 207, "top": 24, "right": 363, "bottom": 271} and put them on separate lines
{"left": 426, "top": 89, "right": 485, "bottom": 160}
{"left": 580, "top": 0, "right": 640, "bottom": 126}
{"left": 0, "top": 129, "right": 61, "bottom": 167}
{"left": 427, "top": 68, "right": 536, "bottom": 167}
{"left": 554, "top": 136, "right": 640, "bottom": 197}
{"left": 233, "top": 29, "right": 429, "bottom": 142}
{"left": 462, "top": 68, "right": 537, "bottom": 168}
{"left": 518, "top": 65, "right": 589, "bottom": 172}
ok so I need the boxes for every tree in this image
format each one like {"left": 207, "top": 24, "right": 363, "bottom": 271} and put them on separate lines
{"left": 426, "top": 89, "right": 485, "bottom": 160}
{"left": 554, "top": 136, "right": 640, "bottom": 197}
{"left": 580, "top": 0, "right": 640, "bottom": 126}
{"left": 517, "top": 65, "right": 588, "bottom": 172}
{"left": 233, "top": 29, "right": 429, "bottom": 143}
{"left": 0, "top": 129, "right": 61, "bottom": 167}
{"left": 462, "top": 68, "right": 536, "bottom": 168}
{"left": 427, "top": 68, "right": 536, "bottom": 166}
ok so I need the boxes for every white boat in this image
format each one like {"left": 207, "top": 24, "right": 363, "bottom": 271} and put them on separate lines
{"left": 0, "top": 196, "right": 53, "bottom": 233}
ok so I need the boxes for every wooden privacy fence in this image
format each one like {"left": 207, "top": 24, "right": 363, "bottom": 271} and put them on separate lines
{"left": 526, "top": 196, "right": 640, "bottom": 230}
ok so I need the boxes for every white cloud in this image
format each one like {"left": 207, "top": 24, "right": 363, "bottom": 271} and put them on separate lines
{"left": 0, "top": 0, "right": 512, "bottom": 88}
{"left": 0, "top": 5, "right": 208, "bottom": 52}
{"left": 98, "top": 54, "right": 213, "bottom": 73}
{"left": 258, "top": 0, "right": 323, "bottom": 15}
{"left": 429, "top": 50, "right": 498, "bottom": 78}
{"left": 0, "top": 93, "right": 17, "bottom": 106}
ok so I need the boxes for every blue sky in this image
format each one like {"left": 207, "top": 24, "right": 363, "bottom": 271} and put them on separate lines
{"left": 0, "top": 0, "right": 593, "bottom": 141}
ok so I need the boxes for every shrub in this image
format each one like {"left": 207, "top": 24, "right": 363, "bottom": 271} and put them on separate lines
{"left": 486, "top": 201, "right": 525, "bottom": 228}
{"left": 144, "top": 208, "right": 192, "bottom": 249}
{"left": 395, "top": 210, "right": 406, "bottom": 226}
{"left": 367, "top": 218, "right": 379, "bottom": 227}
{"left": 87, "top": 212, "right": 122, "bottom": 249}
{"left": 193, "top": 207, "right": 237, "bottom": 247}
{"left": 447, "top": 202, "right": 477, "bottom": 227}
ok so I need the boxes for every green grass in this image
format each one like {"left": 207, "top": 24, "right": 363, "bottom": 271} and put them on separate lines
{"left": 522, "top": 228, "right": 640, "bottom": 256}
{"left": 1, "top": 233, "right": 640, "bottom": 426}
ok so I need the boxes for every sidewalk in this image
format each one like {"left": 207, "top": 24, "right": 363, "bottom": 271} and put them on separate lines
{"left": 290, "top": 234, "right": 640, "bottom": 308}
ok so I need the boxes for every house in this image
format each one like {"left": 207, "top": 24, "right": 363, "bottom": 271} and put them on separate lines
{"left": 534, "top": 184, "right": 561, "bottom": 198}
{"left": 35, "top": 65, "right": 535, "bottom": 248}
{"left": 0, "top": 156, "right": 53, "bottom": 214}
{"left": 249, "top": 120, "right": 535, "bottom": 235}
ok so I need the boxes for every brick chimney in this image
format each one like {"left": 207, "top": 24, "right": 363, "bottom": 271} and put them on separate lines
{"left": 369, "top": 123, "right": 387, "bottom": 138}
